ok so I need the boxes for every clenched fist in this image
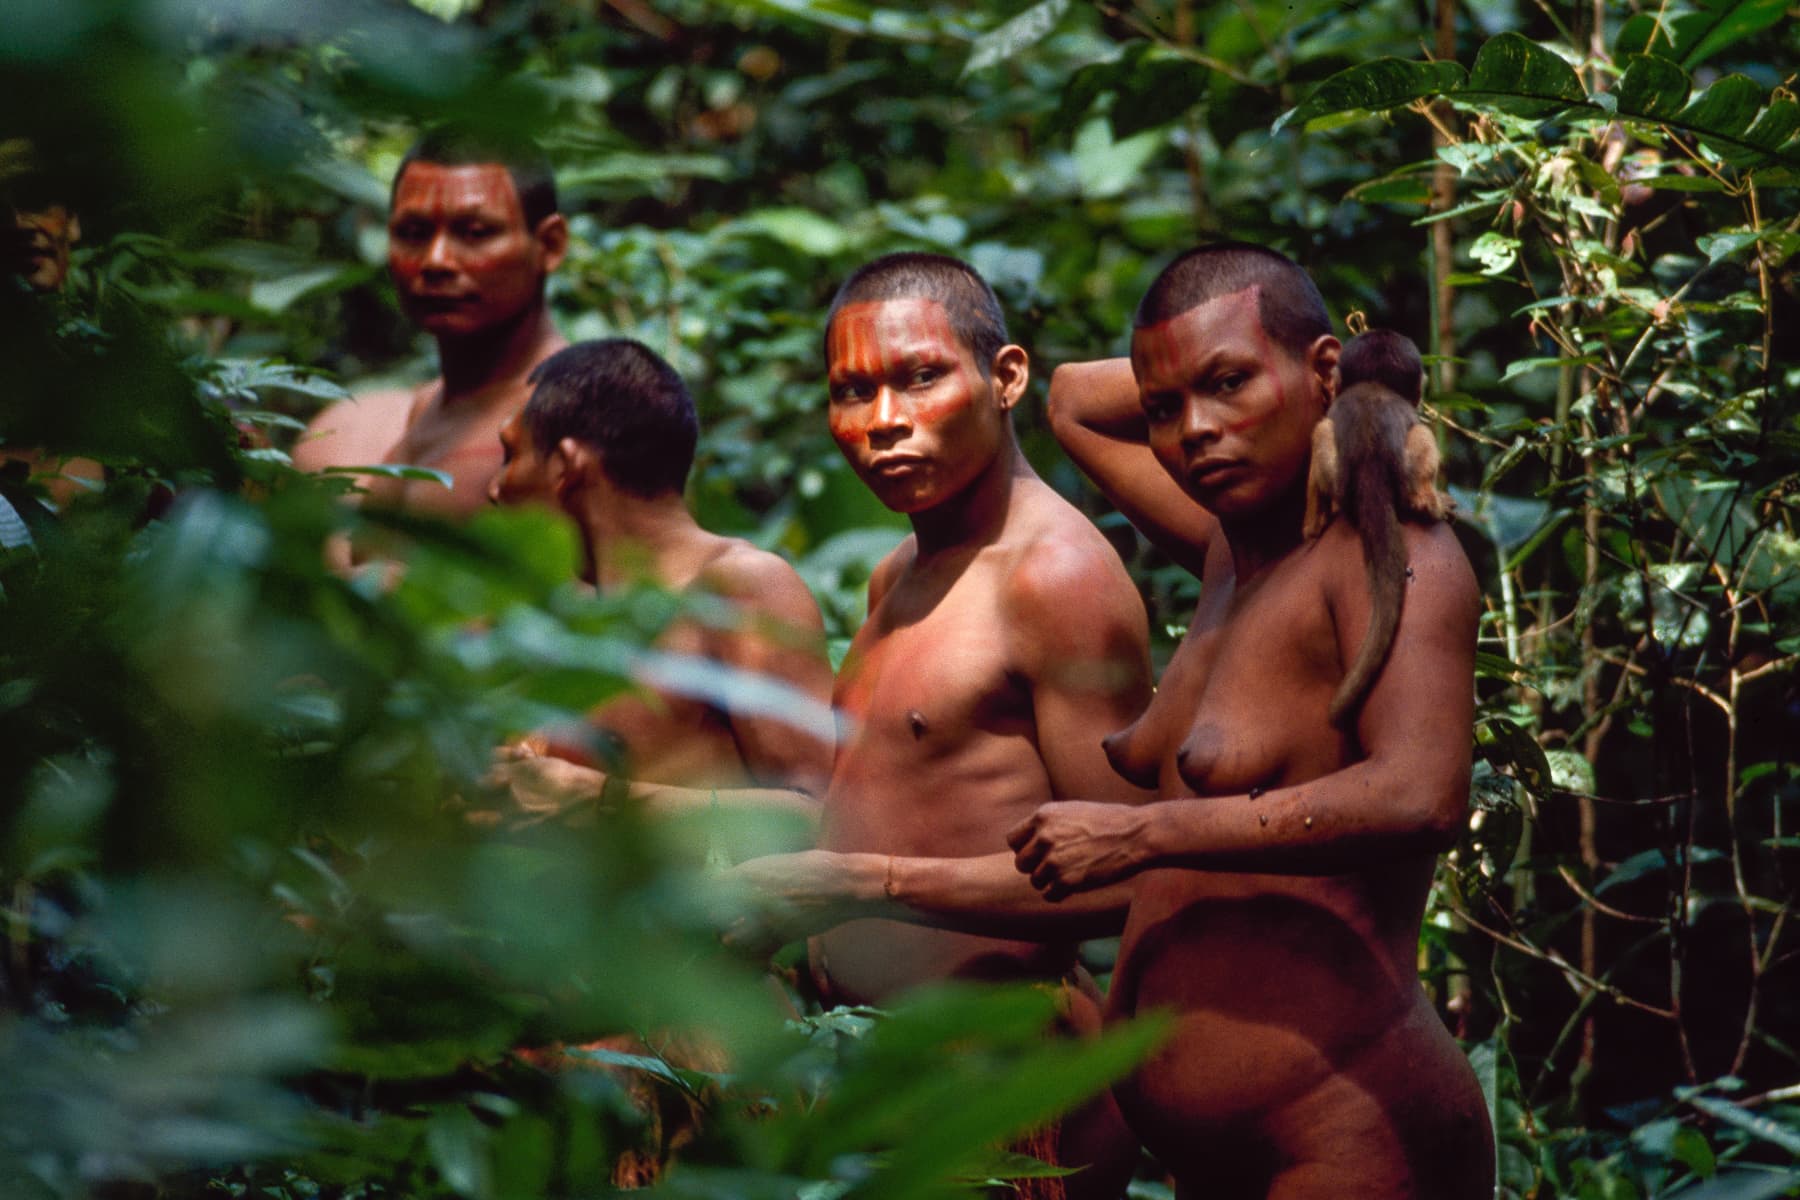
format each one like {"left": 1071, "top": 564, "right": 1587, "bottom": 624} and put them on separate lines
{"left": 1007, "top": 801, "right": 1154, "bottom": 901}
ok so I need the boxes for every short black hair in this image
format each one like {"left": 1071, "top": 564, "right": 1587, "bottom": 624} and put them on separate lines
{"left": 1339, "top": 328, "right": 1423, "bottom": 405}
{"left": 393, "top": 123, "right": 558, "bottom": 229}
{"left": 1135, "top": 242, "right": 1332, "bottom": 359}
{"left": 524, "top": 339, "right": 698, "bottom": 498}
{"left": 824, "top": 252, "right": 1011, "bottom": 378}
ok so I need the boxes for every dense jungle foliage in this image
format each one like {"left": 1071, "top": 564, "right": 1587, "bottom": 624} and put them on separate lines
{"left": 3, "top": 0, "right": 1799, "bottom": 1196}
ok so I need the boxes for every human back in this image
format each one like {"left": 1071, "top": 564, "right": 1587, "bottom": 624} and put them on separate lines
{"left": 489, "top": 337, "right": 833, "bottom": 827}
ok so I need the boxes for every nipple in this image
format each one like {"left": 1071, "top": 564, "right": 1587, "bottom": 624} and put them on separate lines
{"left": 907, "top": 709, "right": 928, "bottom": 739}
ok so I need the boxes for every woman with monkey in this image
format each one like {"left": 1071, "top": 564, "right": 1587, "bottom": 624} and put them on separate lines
{"left": 1010, "top": 242, "right": 1491, "bottom": 1198}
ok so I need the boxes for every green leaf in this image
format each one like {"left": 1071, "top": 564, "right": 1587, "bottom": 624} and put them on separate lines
{"left": 1071, "top": 118, "right": 1166, "bottom": 200}
{"left": 1635, "top": 174, "right": 1731, "bottom": 192}
{"left": 1686, "top": 1094, "right": 1800, "bottom": 1156}
{"left": 1595, "top": 846, "right": 1724, "bottom": 894}
{"left": 319, "top": 463, "right": 454, "bottom": 488}
{"left": 1273, "top": 57, "right": 1466, "bottom": 132}
{"left": 1476, "top": 717, "right": 1551, "bottom": 796}
{"left": 1615, "top": 54, "right": 1692, "bottom": 120}
{"left": 1743, "top": 98, "right": 1800, "bottom": 154}
{"left": 1698, "top": 229, "right": 1762, "bottom": 263}
{"left": 1458, "top": 32, "right": 1585, "bottom": 118}
{"left": 1678, "top": 74, "right": 1765, "bottom": 141}
{"left": 1109, "top": 45, "right": 1212, "bottom": 140}
{"left": 1668, "top": 0, "right": 1790, "bottom": 70}
{"left": 962, "top": 0, "right": 1069, "bottom": 78}
{"left": 1664, "top": 1169, "right": 1800, "bottom": 1200}
{"left": 736, "top": 207, "right": 854, "bottom": 257}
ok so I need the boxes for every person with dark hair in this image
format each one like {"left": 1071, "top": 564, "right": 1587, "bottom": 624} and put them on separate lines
{"left": 486, "top": 338, "right": 833, "bottom": 830}
{"left": 732, "top": 252, "right": 1155, "bottom": 1200}
{"left": 294, "top": 122, "right": 568, "bottom": 530}
{"left": 998, "top": 241, "right": 1494, "bottom": 1197}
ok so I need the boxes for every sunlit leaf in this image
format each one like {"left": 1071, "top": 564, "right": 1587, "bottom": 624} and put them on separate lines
{"left": 1274, "top": 57, "right": 1466, "bottom": 132}
{"left": 962, "top": 0, "right": 1069, "bottom": 79}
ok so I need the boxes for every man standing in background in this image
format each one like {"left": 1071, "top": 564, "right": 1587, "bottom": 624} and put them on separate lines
{"left": 295, "top": 124, "right": 568, "bottom": 522}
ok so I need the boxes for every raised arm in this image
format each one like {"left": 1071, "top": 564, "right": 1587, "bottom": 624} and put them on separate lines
{"left": 1046, "top": 358, "right": 1216, "bottom": 576}
{"left": 1012, "top": 523, "right": 1478, "bottom": 895}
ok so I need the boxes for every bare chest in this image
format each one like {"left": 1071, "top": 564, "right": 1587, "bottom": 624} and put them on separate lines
{"left": 381, "top": 398, "right": 513, "bottom": 514}
{"left": 1134, "top": 556, "right": 1346, "bottom": 797}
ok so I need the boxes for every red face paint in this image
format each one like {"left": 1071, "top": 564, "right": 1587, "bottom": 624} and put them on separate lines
{"left": 389, "top": 163, "right": 547, "bottom": 337}
{"left": 1130, "top": 286, "right": 1325, "bottom": 517}
{"left": 824, "top": 297, "right": 1004, "bottom": 515}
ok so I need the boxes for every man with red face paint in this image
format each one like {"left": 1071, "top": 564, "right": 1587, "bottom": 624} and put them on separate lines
{"left": 1001, "top": 242, "right": 1494, "bottom": 1199}
{"left": 294, "top": 125, "right": 568, "bottom": 523}
{"left": 731, "top": 253, "right": 1156, "bottom": 1200}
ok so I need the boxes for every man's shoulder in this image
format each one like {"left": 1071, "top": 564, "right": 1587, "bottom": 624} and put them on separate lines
{"left": 696, "top": 538, "right": 825, "bottom": 627}
{"left": 1000, "top": 486, "right": 1144, "bottom": 635}
{"left": 293, "top": 385, "right": 424, "bottom": 472}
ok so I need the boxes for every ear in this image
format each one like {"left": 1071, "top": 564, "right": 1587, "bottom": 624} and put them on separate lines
{"left": 551, "top": 436, "right": 598, "bottom": 502}
{"left": 1307, "top": 334, "right": 1342, "bottom": 408}
{"left": 65, "top": 213, "right": 82, "bottom": 245}
{"left": 989, "top": 344, "right": 1030, "bottom": 412}
{"left": 534, "top": 213, "right": 570, "bottom": 274}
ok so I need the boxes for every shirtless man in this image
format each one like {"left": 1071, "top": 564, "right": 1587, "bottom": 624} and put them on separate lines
{"left": 737, "top": 253, "right": 1155, "bottom": 1197}
{"left": 295, "top": 124, "right": 567, "bottom": 520}
{"left": 486, "top": 337, "right": 833, "bottom": 838}
{"left": 1002, "top": 243, "right": 1495, "bottom": 1198}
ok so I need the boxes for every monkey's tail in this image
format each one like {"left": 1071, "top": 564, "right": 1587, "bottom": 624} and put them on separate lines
{"left": 1329, "top": 469, "right": 1407, "bottom": 729}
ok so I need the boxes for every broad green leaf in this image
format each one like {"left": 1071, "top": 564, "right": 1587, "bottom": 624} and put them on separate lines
{"left": 1685, "top": 1095, "right": 1800, "bottom": 1156}
{"left": 1110, "top": 45, "right": 1211, "bottom": 140}
{"left": 558, "top": 153, "right": 733, "bottom": 188}
{"left": 1742, "top": 98, "right": 1800, "bottom": 153}
{"left": 736, "top": 207, "right": 854, "bottom": 257}
{"left": 1662, "top": 1169, "right": 1800, "bottom": 1200}
{"left": 1458, "top": 32, "right": 1585, "bottom": 118}
{"left": 962, "top": 0, "right": 1069, "bottom": 78}
{"left": 1698, "top": 229, "right": 1762, "bottom": 263}
{"left": 1678, "top": 74, "right": 1765, "bottom": 141}
{"left": 248, "top": 264, "right": 369, "bottom": 314}
{"left": 1273, "top": 58, "right": 1466, "bottom": 132}
{"left": 1595, "top": 846, "right": 1724, "bottom": 894}
{"left": 1636, "top": 174, "right": 1731, "bottom": 192}
{"left": 1071, "top": 118, "right": 1166, "bottom": 200}
{"left": 1615, "top": 54, "right": 1691, "bottom": 120}
{"left": 1669, "top": 0, "right": 1791, "bottom": 70}
{"left": 1476, "top": 717, "right": 1551, "bottom": 796}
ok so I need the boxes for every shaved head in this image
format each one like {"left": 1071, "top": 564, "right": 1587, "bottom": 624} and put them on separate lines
{"left": 1136, "top": 242, "right": 1332, "bottom": 359}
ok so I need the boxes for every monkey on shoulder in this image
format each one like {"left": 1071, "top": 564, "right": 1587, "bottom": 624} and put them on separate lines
{"left": 1304, "top": 328, "right": 1453, "bottom": 728}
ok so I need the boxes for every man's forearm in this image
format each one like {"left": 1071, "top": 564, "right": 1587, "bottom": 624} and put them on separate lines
{"left": 880, "top": 852, "right": 1131, "bottom": 940}
{"left": 632, "top": 779, "right": 821, "bottom": 825}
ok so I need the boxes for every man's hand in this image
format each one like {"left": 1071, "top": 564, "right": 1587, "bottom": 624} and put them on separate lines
{"left": 484, "top": 742, "right": 608, "bottom": 823}
{"left": 719, "top": 850, "right": 884, "bottom": 951}
{"left": 1007, "top": 801, "right": 1155, "bottom": 901}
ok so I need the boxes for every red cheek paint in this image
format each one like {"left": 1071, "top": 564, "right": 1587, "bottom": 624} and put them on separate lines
{"left": 1249, "top": 313, "right": 1288, "bottom": 416}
